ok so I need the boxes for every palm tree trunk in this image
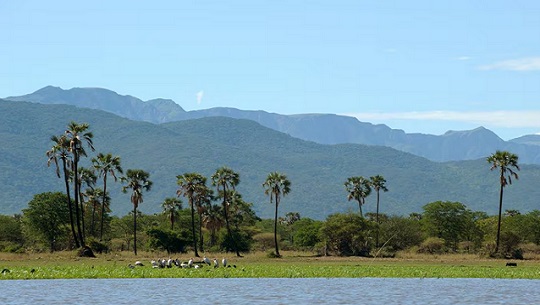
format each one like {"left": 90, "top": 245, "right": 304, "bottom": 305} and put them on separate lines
{"left": 133, "top": 206, "right": 137, "bottom": 255}
{"left": 274, "top": 196, "right": 280, "bottom": 257}
{"left": 190, "top": 197, "right": 199, "bottom": 257}
{"left": 62, "top": 160, "right": 79, "bottom": 248}
{"left": 198, "top": 213, "right": 204, "bottom": 252}
{"left": 222, "top": 185, "right": 241, "bottom": 257}
{"left": 73, "top": 153, "right": 84, "bottom": 246}
{"left": 78, "top": 186, "right": 86, "bottom": 243}
{"left": 358, "top": 199, "right": 363, "bottom": 218}
{"left": 100, "top": 174, "right": 108, "bottom": 241}
{"left": 376, "top": 190, "right": 380, "bottom": 248}
{"left": 496, "top": 179, "right": 504, "bottom": 253}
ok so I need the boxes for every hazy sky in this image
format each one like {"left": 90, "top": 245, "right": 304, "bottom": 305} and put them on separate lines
{"left": 2, "top": 1, "right": 539, "bottom": 139}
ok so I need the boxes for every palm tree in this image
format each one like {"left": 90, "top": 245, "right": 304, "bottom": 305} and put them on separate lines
{"left": 344, "top": 176, "right": 372, "bottom": 218}
{"left": 211, "top": 167, "right": 242, "bottom": 257}
{"left": 370, "top": 175, "right": 388, "bottom": 248}
{"left": 121, "top": 169, "right": 152, "bottom": 255}
{"left": 263, "top": 172, "right": 291, "bottom": 257}
{"left": 161, "top": 197, "right": 182, "bottom": 230}
{"left": 92, "top": 153, "right": 123, "bottom": 241}
{"left": 46, "top": 134, "right": 79, "bottom": 248}
{"left": 176, "top": 172, "right": 207, "bottom": 257}
{"left": 65, "top": 121, "right": 94, "bottom": 246}
{"left": 487, "top": 150, "right": 520, "bottom": 253}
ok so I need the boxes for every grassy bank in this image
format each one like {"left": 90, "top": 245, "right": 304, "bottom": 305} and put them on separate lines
{"left": 1, "top": 251, "right": 539, "bottom": 280}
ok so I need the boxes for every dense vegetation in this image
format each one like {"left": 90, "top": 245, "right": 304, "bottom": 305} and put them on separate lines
{"left": 1, "top": 102, "right": 540, "bottom": 263}
{"left": 2, "top": 100, "right": 540, "bottom": 220}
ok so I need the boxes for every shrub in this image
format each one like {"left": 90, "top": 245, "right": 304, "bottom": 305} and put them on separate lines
{"left": 88, "top": 239, "right": 109, "bottom": 254}
{"left": 252, "top": 233, "right": 277, "bottom": 252}
{"left": 418, "top": 237, "right": 446, "bottom": 254}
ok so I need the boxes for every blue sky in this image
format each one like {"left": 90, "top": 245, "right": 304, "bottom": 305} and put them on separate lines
{"left": 2, "top": 1, "right": 539, "bottom": 140}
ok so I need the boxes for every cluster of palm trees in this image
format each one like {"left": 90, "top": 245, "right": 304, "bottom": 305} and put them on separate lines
{"left": 47, "top": 121, "right": 520, "bottom": 257}
{"left": 172, "top": 169, "right": 292, "bottom": 258}
{"left": 46, "top": 121, "right": 135, "bottom": 250}
{"left": 343, "top": 150, "right": 520, "bottom": 254}
{"left": 344, "top": 175, "right": 388, "bottom": 247}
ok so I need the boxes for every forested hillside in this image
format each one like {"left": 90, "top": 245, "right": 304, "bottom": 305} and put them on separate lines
{"left": 1, "top": 99, "right": 539, "bottom": 219}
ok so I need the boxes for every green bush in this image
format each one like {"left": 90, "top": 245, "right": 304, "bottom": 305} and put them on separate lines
{"left": 418, "top": 237, "right": 446, "bottom": 254}
{"left": 88, "top": 239, "right": 109, "bottom": 254}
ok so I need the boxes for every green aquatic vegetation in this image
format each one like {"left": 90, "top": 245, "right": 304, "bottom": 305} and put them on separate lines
{"left": 2, "top": 255, "right": 540, "bottom": 280}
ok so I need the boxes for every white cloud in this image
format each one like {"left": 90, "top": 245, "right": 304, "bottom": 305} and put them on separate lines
{"left": 196, "top": 90, "right": 204, "bottom": 104}
{"left": 344, "top": 110, "right": 540, "bottom": 128}
{"left": 479, "top": 57, "right": 540, "bottom": 71}
{"left": 457, "top": 56, "right": 471, "bottom": 61}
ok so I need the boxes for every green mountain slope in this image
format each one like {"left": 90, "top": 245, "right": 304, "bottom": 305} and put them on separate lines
{"left": 1, "top": 99, "right": 539, "bottom": 219}
{"left": 8, "top": 86, "right": 540, "bottom": 164}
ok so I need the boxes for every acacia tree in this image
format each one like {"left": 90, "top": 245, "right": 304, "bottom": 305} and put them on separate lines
{"left": 263, "top": 172, "right": 291, "bottom": 257}
{"left": 344, "top": 176, "right": 372, "bottom": 218}
{"left": 46, "top": 134, "right": 79, "bottom": 248}
{"left": 370, "top": 175, "right": 388, "bottom": 247}
{"left": 121, "top": 169, "right": 152, "bottom": 255}
{"left": 176, "top": 172, "right": 207, "bottom": 257}
{"left": 161, "top": 197, "right": 182, "bottom": 230}
{"left": 487, "top": 150, "right": 520, "bottom": 253}
{"left": 92, "top": 153, "right": 123, "bottom": 241}
{"left": 22, "top": 192, "right": 70, "bottom": 252}
{"left": 211, "top": 167, "right": 242, "bottom": 257}
{"left": 65, "top": 121, "right": 95, "bottom": 246}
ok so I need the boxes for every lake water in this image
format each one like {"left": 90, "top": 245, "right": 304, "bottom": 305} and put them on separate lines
{"left": 0, "top": 278, "right": 538, "bottom": 304}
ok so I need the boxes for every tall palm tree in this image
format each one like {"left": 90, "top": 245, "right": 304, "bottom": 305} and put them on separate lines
{"left": 92, "top": 153, "right": 123, "bottom": 241}
{"left": 370, "top": 175, "right": 388, "bottom": 248}
{"left": 65, "top": 121, "right": 94, "bottom": 246}
{"left": 46, "top": 134, "right": 79, "bottom": 248}
{"left": 344, "top": 176, "right": 372, "bottom": 218}
{"left": 176, "top": 172, "right": 207, "bottom": 257}
{"left": 121, "top": 169, "right": 152, "bottom": 255}
{"left": 161, "top": 197, "right": 182, "bottom": 230}
{"left": 211, "top": 167, "right": 242, "bottom": 257}
{"left": 263, "top": 172, "right": 291, "bottom": 257}
{"left": 487, "top": 150, "right": 520, "bottom": 253}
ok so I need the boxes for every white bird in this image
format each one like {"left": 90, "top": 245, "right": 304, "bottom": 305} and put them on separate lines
{"left": 166, "top": 258, "right": 173, "bottom": 268}
{"left": 203, "top": 256, "right": 211, "bottom": 266}
{"left": 194, "top": 264, "right": 201, "bottom": 269}
{"left": 213, "top": 258, "right": 219, "bottom": 268}
{"left": 222, "top": 258, "right": 227, "bottom": 268}
{"left": 134, "top": 261, "right": 144, "bottom": 266}
{"left": 151, "top": 260, "right": 159, "bottom": 268}
{"left": 188, "top": 258, "right": 194, "bottom": 268}
{"left": 180, "top": 262, "right": 189, "bottom": 268}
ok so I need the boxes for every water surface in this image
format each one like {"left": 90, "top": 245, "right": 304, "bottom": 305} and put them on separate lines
{"left": 1, "top": 278, "right": 538, "bottom": 305}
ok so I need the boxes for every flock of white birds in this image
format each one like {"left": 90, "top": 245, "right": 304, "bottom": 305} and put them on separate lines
{"left": 128, "top": 256, "right": 235, "bottom": 270}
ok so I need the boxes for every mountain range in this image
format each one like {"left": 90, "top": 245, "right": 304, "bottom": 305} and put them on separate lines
{"left": 7, "top": 86, "right": 540, "bottom": 164}
{"left": 1, "top": 97, "right": 540, "bottom": 220}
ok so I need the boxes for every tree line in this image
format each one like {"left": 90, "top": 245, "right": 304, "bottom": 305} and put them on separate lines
{"left": 0, "top": 121, "right": 531, "bottom": 259}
